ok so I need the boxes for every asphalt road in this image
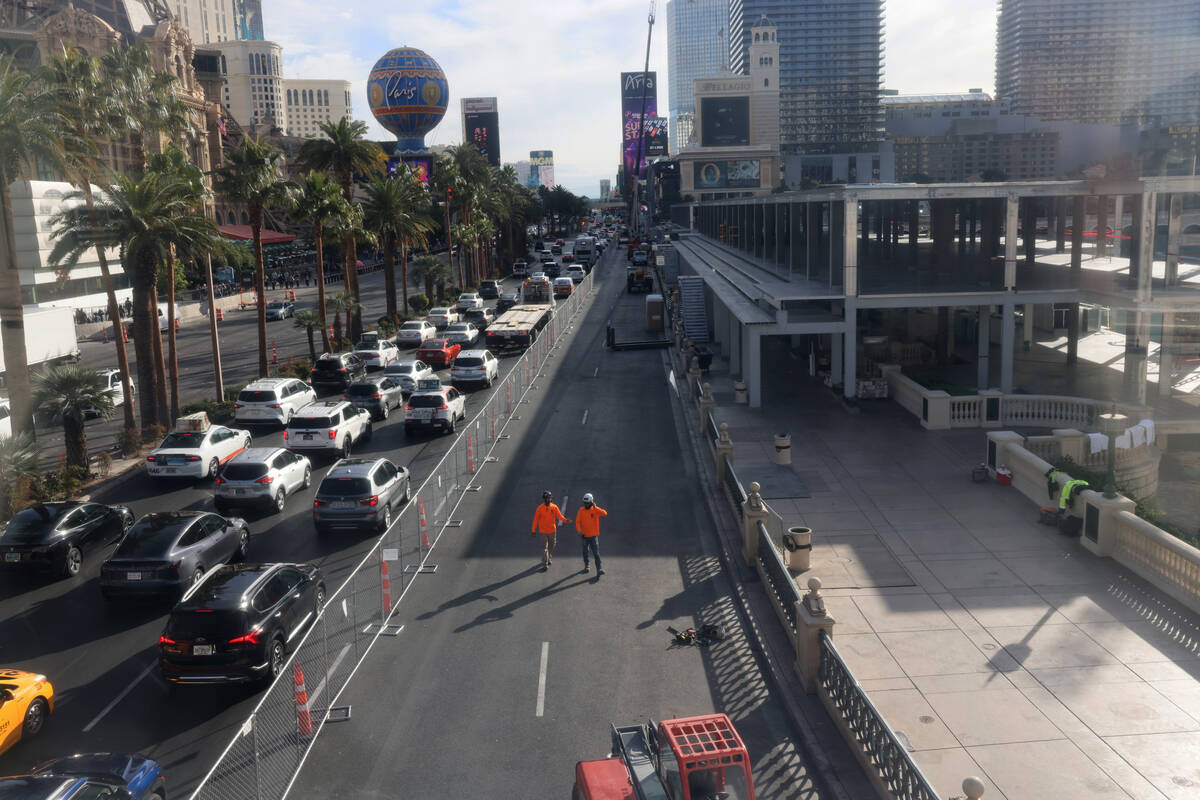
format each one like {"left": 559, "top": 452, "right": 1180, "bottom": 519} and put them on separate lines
{"left": 0, "top": 253, "right": 575, "bottom": 790}
{"left": 290, "top": 247, "right": 820, "bottom": 798}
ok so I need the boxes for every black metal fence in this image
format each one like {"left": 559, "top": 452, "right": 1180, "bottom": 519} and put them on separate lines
{"left": 723, "top": 458, "right": 746, "bottom": 520}
{"left": 705, "top": 410, "right": 719, "bottom": 443}
{"left": 756, "top": 521, "right": 800, "bottom": 631}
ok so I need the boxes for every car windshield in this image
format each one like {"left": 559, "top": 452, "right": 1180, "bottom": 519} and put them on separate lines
{"left": 455, "top": 357, "right": 483, "bottom": 367}
{"left": 347, "top": 384, "right": 382, "bottom": 396}
{"left": 447, "top": 324, "right": 468, "bottom": 332}
{"left": 0, "top": 506, "right": 64, "bottom": 543}
{"left": 267, "top": 302, "right": 287, "bottom": 309}
{"left": 389, "top": 364, "right": 414, "bottom": 374}
{"left": 313, "top": 360, "right": 345, "bottom": 372}
{"left": 421, "top": 341, "right": 447, "bottom": 350}
{"left": 115, "top": 516, "right": 192, "bottom": 556}
{"left": 159, "top": 431, "right": 205, "bottom": 448}
{"left": 400, "top": 322, "right": 423, "bottom": 330}
{"left": 408, "top": 394, "right": 446, "bottom": 408}
{"left": 221, "top": 463, "right": 268, "bottom": 481}
{"left": 238, "top": 390, "right": 277, "bottom": 402}
{"left": 319, "top": 477, "right": 371, "bottom": 496}
{"left": 289, "top": 416, "right": 334, "bottom": 428}
{"left": 165, "top": 609, "right": 245, "bottom": 640}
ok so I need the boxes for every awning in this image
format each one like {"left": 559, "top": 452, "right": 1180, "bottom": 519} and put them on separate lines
{"left": 219, "top": 225, "right": 296, "bottom": 244}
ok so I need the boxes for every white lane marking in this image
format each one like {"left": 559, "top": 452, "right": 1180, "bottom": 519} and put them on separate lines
{"left": 593, "top": 367, "right": 598, "bottom": 378}
{"left": 307, "top": 643, "right": 353, "bottom": 708}
{"left": 83, "top": 659, "right": 156, "bottom": 732}
{"left": 536, "top": 641, "right": 549, "bottom": 717}
{"left": 581, "top": 409, "right": 589, "bottom": 425}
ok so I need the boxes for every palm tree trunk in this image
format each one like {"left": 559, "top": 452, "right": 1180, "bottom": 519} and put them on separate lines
{"left": 252, "top": 210, "right": 269, "bottom": 377}
{"left": 130, "top": 258, "right": 160, "bottom": 432}
{"left": 165, "top": 246, "right": 180, "bottom": 420}
{"left": 346, "top": 237, "right": 362, "bottom": 341}
{"left": 149, "top": 298, "right": 170, "bottom": 429}
{"left": 332, "top": 312, "right": 342, "bottom": 349}
{"left": 314, "top": 223, "right": 330, "bottom": 352}
{"left": 400, "top": 241, "right": 410, "bottom": 313}
{"left": 0, "top": 184, "right": 35, "bottom": 438}
{"left": 306, "top": 327, "right": 316, "bottom": 361}
{"left": 383, "top": 234, "right": 397, "bottom": 320}
{"left": 82, "top": 186, "right": 136, "bottom": 434}
{"left": 63, "top": 414, "right": 86, "bottom": 471}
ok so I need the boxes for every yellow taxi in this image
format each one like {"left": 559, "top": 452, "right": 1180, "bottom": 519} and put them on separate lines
{"left": 0, "top": 668, "right": 53, "bottom": 756}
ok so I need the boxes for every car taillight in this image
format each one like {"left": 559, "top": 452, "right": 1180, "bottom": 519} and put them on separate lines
{"left": 338, "top": 367, "right": 346, "bottom": 373}
{"left": 214, "top": 477, "right": 225, "bottom": 485}
{"left": 186, "top": 455, "right": 201, "bottom": 462}
{"left": 233, "top": 403, "right": 241, "bottom": 409}
{"left": 282, "top": 431, "right": 288, "bottom": 440}
{"left": 440, "top": 403, "right": 449, "bottom": 410}
{"left": 228, "top": 630, "right": 261, "bottom": 645}
{"left": 328, "top": 429, "right": 337, "bottom": 439}
{"left": 270, "top": 403, "right": 281, "bottom": 408}
{"left": 158, "top": 635, "right": 176, "bottom": 646}
{"left": 146, "top": 455, "right": 157, "bottom": 462}
{"left": 255, "top": 475, "right": 274, "bottom": 484}
{"left": 404, "top": 405, "right": 412, "bottom": 411}
{"left": 360, "top": 495, "right": 379, "bottom": 507}
{"left": 372, "top": 393, "right": 382, "bottom": 399}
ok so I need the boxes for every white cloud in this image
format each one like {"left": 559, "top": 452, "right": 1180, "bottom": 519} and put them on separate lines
{"left": 884, "top": 0, "right": 997, "bottom": 95}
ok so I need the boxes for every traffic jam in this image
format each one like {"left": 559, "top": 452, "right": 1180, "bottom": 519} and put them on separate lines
{"left": 0, "top": 233, "right": 610, "bottom": 794}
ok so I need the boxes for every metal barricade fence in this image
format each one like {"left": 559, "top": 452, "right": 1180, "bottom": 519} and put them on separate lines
{"left": 756, "top": 521, "right": 801, "bottom": 632}
{"left": 191, "top": 272, "right": 595, "bottom": 800}
{"left": 724, "top": 458, "right": 747, "bottom": 519}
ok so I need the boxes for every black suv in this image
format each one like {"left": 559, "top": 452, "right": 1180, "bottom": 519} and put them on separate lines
{"left": 310, "top": 352, "right": 366, "bottom": 394}
{"left": 159, "top": 562, "right": 325, "bottom": 686}
{"left": 478, "top": 280, "right": 500, "bottom": 299}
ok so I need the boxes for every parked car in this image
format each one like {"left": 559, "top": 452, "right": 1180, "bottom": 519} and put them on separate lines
{"left": 312, "top": 457, "right": 410, "bottom": 533}
{"left": 353, "top": 338, "right": 400, "bottom": 370}
{"left": 383, "top": 359, "right": 435, "bottom": 393}
{"left": 396, "top": 319, "right": 437, "bottom": 347}
{"left": 511, "top": 261, "right": 528, "bottom": 278}
{"left": 566, "top": 265, "right": 586, "bottom": 283}
{"left": 214, "top": 447, "right": 312, "bottom": 514}
{"left": 100, "top": 511, "right": 250, "bottom": 600}
{"left": 0, "top": 502, "right": 133, "bottom": 578}
{"left": 404, "top": 381, "right": 467, "bottom": 435}
{"left": 478, "top": 280, "right": 501, "bottom": 299}
{"left": 345, "top": 376, "right": 406, "bottom": 420}
{"left": 158, "top": 562, "right": 325, "bottom": 686}
{"left": 265, "top": 301, "right": 294, "bottom": 321}
{"left": 495, "top": 293, "right": 519, "bottom": 313}
{"left": 147, "top": 422, "right": 252, "bottom": 480}
{"left": 426, "top": 307, "right": 459, "bottom": 330}
{"left": 0, "top": 753, "right": 166, "bottom": 799}
{"left": 284, "top": 400, "right": 372, "bottom": 459}
{"left": 234, "top": 378, "right": 316, "bottom": 426}
{"left": 0, "top": 669, "right": 53, "bottom": 757}
{"left": 416, "top": 337, "right": 462, "bottom": 368}
{"left": 444, "top": 322, "right": 479, "bottom": 347}
{"left": 455, "top": 292, "right": 483, "bottom": 311}
{"left": 463, "top": 307, "right": 494, "bottom": 331}
{"left": 310, "top": 352, "right": 367, "bottom": 394}
{"left": 450, "top": 349, "right": 500, "bottom": 388}
{"left": 553, "top": 277, "right": 575, "bottom": 298}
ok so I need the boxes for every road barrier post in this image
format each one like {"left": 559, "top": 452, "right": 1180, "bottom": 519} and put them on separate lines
{"left": 294, "top": 662, "right": 312, "bottom": 736}
{"left": 505, "top": 381, "right": 513, "bottom": 415}
{"left": 380, "top": 557, "right": 392, "bottom": 614}
{"left": 418, "top": 497, "right": 429, "bottom": 549}
{"left": 271, "top": 341, "right": 278, "bottom": 365}
{"left": 467, "top": 433, "right": 476, "bottom": 473}
{"left": 215, "top": 307, "right": 224, "bottom": 322}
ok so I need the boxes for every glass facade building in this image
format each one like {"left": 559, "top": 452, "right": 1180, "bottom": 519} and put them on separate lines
{"left": 728, "top": 0, "right": 884, "bottom": 155}
{"left": 996, "top": 0, "right": 1200, "bottom": 125}
{"left": 665, "top": 0, "right": 729, "bottom": 154}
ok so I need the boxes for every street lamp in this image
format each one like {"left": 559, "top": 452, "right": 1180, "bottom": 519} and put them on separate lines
{"left": 1098, "top": 405, "right": 1128, "bottom": 499}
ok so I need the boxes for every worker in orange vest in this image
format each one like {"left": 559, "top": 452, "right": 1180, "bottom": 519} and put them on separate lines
{"left": 531, "top": 490, "right": 567, "bottom": 571}
{"left": 575, "top": 493, "right": 608, "bottom": 576}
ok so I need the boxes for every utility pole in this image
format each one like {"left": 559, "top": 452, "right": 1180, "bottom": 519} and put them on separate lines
{"left": 632, "top": 0, "right": 655, "bottom": 235}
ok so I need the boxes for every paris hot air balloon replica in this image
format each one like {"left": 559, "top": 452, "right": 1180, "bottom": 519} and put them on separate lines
{"left": 367, "top": 47, "right": 448, "bottom": 183}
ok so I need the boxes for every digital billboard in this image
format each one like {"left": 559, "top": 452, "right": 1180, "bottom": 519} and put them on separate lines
{"left": 621, "top": 71, "right": 657, "bottom": 179}
{"left": 530, "top": 150, "right": 554, "bottom": 189}
{"left": 387, "top": 156, "right": 431, "bottom": 185}
{"left": 462, "top": 97, "right": 500, "bottom": 167}
{"left": 644, "top": 117, "right": 668, "bottom": 157}
{"left": 699, "top": 96, "right": 750, "bottom": 148}
{"left": 693, "top": 159, "right": 761, "bottom": 190}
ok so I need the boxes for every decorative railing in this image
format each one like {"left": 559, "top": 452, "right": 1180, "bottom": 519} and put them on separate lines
{"left": 706, "top": 410, "right": 719, "bottom": 443}
{"left": 886, "top": 370, "right": 925, "bottom": 419}
{"left": 819, "top": 631, "right": 941, "bottom": 800}
{"left": 724, "top": 459, "right": 746, "bottom": 519}
{"left": 1022, "top": 435, "right": 1061, "bottom": 463}
{"left": 948, "top": 396, "right": 981, "bottom": 427}
{"left": 1111, "top": 510, "right": 1200, "bottom": 614}
{"left": 1001, "top": 395, "right": 1100, "bottom": 428}
{"left": 757, "top": 521, "right": 800, "bottom": 633}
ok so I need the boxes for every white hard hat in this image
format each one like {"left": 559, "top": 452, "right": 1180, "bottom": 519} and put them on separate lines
{"left": 582, "top": 493, "right": 594, "bottom": 504}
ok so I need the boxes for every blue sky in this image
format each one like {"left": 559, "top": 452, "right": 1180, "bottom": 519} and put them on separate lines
{"left": 271, "top": 0, "right": 999, "bottom": 197}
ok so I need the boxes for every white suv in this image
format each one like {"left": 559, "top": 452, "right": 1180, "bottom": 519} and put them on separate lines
{"left": 426, "top": 307, "right": 459, "bottom": 330}
{"left": 404, "top": 380, "right": 466, "bottom": 435}
{"left": 234, "top": 378, "right": 316, "bottom": 426}
{"left": 214, "top": 447, "right": 312, "bottom": 514}
{"left": 396, "top": 320, "right": 436, "bottom": 346}
{"left": 450, "top": 350, "right": 500, "bottom": 388}
{"left": 455, "top": 292, "right": 483, "bottom": 311}
{"left": 284, "top": 400, "right": 373, "bottom": 458}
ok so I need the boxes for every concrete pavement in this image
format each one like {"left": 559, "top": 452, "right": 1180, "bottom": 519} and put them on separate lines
{"left": 697, "top": 351, "right": 1200, "bottom": 799}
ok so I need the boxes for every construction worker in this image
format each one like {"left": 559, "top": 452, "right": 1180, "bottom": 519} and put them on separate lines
{"left": 575, "top": 493, "right": 608, "bottom": 576}
{"left": 531, "top": 490, "right": 567, "bottom": 571}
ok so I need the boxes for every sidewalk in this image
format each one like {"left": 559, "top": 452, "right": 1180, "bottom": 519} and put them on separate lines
{"left": 701, "top": 358, "right": 1200, "bottom": 800}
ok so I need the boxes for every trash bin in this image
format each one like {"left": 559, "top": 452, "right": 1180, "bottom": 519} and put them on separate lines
{"left": 782, "top": 527, "right": 812, "bottom": 571}
{"left": 775, "top": 433, "right": 792, "bottom": 466}
{"left": 695, "top": 346, "right": 713, "bottom": 370}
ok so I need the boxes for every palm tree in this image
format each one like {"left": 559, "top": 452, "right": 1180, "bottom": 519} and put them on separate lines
{"left": 291, "top": 172, "right": 348, "bottom": 352}
{"left": 326, "top": 290, "right": 362, "bottom": 351}
{"left": 33, "top": 365, "right": 114, "bottom": 471}
{"left": 48, "top": 172, "right": 220, "bottom": 429}
{"left": 293, "top": 309, "right": 323, "bottom": 361}
{"left": 100, "top": 44, "right": 195, "bottom": 170}
{"left": 449, "top": 145, "right": 492, "bottom": 284}
{"left": 214, "top": 138, "right": 296, "bottom": 378}
{"left": 0, "top": 433, "right": 37, "bottom": 518}
{"left": 43, "top": 50, "right": 138, "bottom": 437}
{"left": 0, "top": 54, "right": 69, "bottom": 438}
{"left": 324, "top": 204, "right": 376, "bottom": 339}
{"left": 362, "top": 171, "right": 434, "bottom": 320}
{"left": 299, "top": 117, "right": 386, "bottom": 337}
{"left": 410, "top": 254, "right": 453, "bottom": 305}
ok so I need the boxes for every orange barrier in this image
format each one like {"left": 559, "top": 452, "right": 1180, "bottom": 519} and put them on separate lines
{"left": 294, "top": 662, "right": 312, "bottom": 736}
{"left": 215, "top": 307, "right": 224, "bottom": 322}
{"left": 418, "top": 497, "right": 429, "bottom": 549}
{"left": 271, "top": 341, "right": 278, "bottom": 365}
{"left": 467, "top": 433, "right": 476, "bottom": 473}
{"left": 381, "top": 558, "right": 392, "bottom": 613}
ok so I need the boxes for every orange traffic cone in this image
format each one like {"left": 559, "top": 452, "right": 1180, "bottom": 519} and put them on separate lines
{"left": 294, "top": 662, "right": 312, "bottom": 736}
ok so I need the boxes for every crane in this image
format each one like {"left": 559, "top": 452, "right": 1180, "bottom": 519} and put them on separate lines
{"left": 631, "top": 0, "right": 655, "bottom": 235}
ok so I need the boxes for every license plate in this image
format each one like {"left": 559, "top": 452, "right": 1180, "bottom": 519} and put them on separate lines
{"left": 193, "top": 645, "right": 214, "bottom": 656}
{"left": 421, "top": 419, "right": 432, "bottom": 425}
{"left": 165, "top": 468, "right": 177, "bottom": 474}
{"left": 127, "top": 572, "right": 142, "bottom": 580}
{"left": 4, "top": 552, "right": 19, "bottom": 562}
{"left": 303, "top": 434, "right": 314, "bottom": 440}
{"left": 332, "top": 501, "right": 353, "bottom": 509}
{"left": 236, "top": 489, "right": 246, "bottom": 495}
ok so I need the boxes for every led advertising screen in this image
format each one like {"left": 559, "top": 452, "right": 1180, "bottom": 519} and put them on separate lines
{"left": 699, "top": 96, "right": 750, "bottom": 148}
{"left": 644, "top": 116, "right": 668, "bottom": 157}
{"left": 388, "top": 156, "right": 431, "bottom": 185}
{"left": 462, "top": 97, "right": 500, "bottom": 167}
{"left": 693, "top": 159, "right": 761, "bottom": 190}
{"left": 530, "top": 150, "right": 554, "bottom": 189}
{"left": 621, "top": 71, "right": 657, "bottom": 179}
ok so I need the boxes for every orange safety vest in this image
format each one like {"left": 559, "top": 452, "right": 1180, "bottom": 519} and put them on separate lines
{"left": 575, "top": 505, "right": 607, "bottom": 537}
{"left": 531, "top": 502, "right": 566, "bottom": 533}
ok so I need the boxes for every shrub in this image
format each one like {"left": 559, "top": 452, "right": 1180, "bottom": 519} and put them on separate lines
{"left": 223, "top": 383, "right": 249, "bottom": 403}
{"left": 141, "top": 423, "right": 165, "bottom": 445}
{"left": 182, "top": 398, "right": 236, "bottom": 424}
{"left": 408, "top": 294, "right": 430, "bottom": 314}
{"left": 96, "top": 451, "right": 113, "bottom": 477}
{"left": 120, "top": 426, "right": 141, "bottom": 458}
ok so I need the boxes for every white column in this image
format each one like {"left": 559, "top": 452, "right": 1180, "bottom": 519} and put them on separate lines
{"left": 1001, "top": 301, "right": 1016, "bottom": 394}
{"left": 1004, "top": 193, "right": 1019, "bottom": 289}
{"left": 748, "top": 328, "right": 763, "bottom": 408}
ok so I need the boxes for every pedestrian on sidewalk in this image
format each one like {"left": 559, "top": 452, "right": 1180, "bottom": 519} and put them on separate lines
{"left": 531, "top": 490, "right": 567, "bottom": 571}
{"left": 575, "top": 493, "right": 607, "bottom": 575}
